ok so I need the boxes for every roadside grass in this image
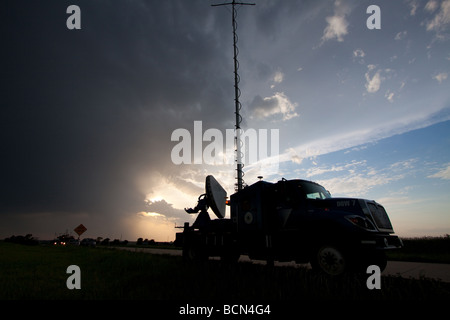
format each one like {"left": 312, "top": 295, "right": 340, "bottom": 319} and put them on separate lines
{"left": 1, "top": 241, "right": 449, "bottom": 300}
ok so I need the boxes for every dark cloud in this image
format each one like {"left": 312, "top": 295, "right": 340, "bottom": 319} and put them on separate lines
{"left": 1, "top": 0, "right": 238, "bottom": 238}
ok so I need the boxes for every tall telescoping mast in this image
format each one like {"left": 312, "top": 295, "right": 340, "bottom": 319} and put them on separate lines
{"left": 212, "top": 1, "right": 255, "bottom": 192}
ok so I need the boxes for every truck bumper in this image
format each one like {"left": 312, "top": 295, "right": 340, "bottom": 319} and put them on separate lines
{"left": 359, "top": 234, "right": 403, "bottom": 250}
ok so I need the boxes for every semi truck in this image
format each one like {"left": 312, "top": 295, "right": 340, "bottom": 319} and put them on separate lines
{"left": 175, "top": 175, "right": 403, "bottom": 276}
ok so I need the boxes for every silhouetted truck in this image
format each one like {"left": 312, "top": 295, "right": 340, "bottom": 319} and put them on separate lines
{"left": 175, "top": 175, "right": 403, "bottom": 275}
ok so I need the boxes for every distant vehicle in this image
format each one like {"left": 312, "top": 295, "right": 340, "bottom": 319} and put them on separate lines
{"left": 53, "top": 234, "right": 75, "bottom": 246}
{"left": 80, "top": 238, "right": 96, "bottom": 247}
{"left": 176, "top": 176, "right": 403, "bottom": 276}
{"left": 53, "top": 239, "right": 67, "bottom": 246}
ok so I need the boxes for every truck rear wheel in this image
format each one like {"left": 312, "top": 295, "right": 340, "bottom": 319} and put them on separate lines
{"left": 220, "top": 252, "right": 240, "bottom": 263}
{"left": 182, "top": 241, "right": 208, "bottom": 262}
{"left": 312, "top": 245, "right": 347, "bottom": 276}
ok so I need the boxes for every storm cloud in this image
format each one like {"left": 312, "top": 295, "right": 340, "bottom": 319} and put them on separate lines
{"left": 1, "top": 0, "right": 237, "bottom": 238}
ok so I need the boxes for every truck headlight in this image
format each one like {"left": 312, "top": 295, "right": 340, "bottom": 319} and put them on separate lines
{"left": 345, "top": 215, "right": 376, "bottom": 231}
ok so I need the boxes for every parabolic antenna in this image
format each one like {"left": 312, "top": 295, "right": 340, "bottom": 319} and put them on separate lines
{"left": 205, "top": 175, "right": 227, "bottom": 219}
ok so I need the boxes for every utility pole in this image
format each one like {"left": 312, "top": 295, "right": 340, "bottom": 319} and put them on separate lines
{"left": 212, "top": 1, "right": 255, "bottom": 192}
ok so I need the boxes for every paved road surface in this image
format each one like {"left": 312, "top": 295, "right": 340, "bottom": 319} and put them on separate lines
{"left": 117, "top": 247, "right": 450, "bottom": 282}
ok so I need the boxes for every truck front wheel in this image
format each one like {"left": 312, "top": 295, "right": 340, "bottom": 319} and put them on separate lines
{"left": 354, "top": 250, "right": 388, "bottom": 273}
{"left": 311, "top": 245, "right": 347, "bottom": 276}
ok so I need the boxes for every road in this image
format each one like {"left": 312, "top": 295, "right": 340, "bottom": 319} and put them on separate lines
{"left": 117, "top": 247, "right": 450, "bottom": 282}
{"left": 383, "top": 261, "right": 450, "bottom": 282}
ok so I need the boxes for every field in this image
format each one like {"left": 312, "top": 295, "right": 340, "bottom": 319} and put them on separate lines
{"left": 1, "top": 240, "right": 449, "bottom": 302}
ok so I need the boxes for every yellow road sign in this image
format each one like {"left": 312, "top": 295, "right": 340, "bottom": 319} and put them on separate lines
{"left": 74, "top": 224, "right": 87, "bottom": 236}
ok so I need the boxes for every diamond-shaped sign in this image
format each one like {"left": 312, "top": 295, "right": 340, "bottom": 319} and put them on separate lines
{"left": 74, "top": 224, "right": 87, "bottom": 236}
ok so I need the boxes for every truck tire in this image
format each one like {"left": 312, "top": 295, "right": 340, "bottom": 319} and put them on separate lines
{"left": 311, "top": 245, "right": 347, "bottom": 276}
{"left": 371, "top": 250, "right": 387, "bottom": 272}
{"left": 354, "top": 250, "right": 387, "bottom": 273}
{"left": 220, "top": 252, "right": 240, "bottom": 263}
{"left": 182, "top": 241, "right": 207, "bottom": 262}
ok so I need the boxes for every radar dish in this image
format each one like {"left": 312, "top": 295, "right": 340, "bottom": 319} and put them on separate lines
{"left": 205, "top": 175, "right": 227, "bottom": 219}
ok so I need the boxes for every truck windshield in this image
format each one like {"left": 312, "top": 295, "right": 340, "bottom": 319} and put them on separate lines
{"left": 299, "top": 181, "right": 331, "bottom": 199}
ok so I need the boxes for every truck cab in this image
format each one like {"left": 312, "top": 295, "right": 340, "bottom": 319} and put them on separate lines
{"left": 176, "top": 176, "right": 403, "bottom": 276}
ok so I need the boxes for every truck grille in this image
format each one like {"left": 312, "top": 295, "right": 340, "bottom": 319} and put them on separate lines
{"left": 367, "top": 202, "right": 393, "bottom": 232}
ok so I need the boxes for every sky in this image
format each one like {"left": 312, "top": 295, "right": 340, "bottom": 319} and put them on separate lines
{"left": 1, "top": 0, "right": 449, "bottom": 241}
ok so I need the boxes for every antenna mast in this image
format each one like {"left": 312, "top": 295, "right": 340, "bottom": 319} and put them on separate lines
{"left": 212, "top": 1, "right": 255, "bottom": 192}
